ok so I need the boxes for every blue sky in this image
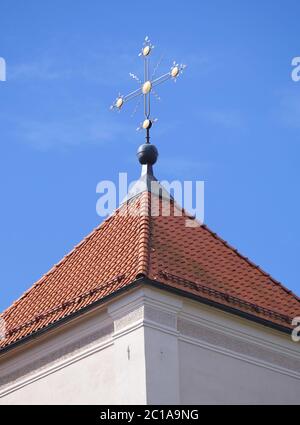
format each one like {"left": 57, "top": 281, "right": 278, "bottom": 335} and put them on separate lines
{"left": 0, "top": 0, "right": 300, "bottom": 312}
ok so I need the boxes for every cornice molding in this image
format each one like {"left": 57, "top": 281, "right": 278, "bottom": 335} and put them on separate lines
{"left": 0, "top": 336, "right": 113, "bottom": 398}
{"left": 0, "top": 311, "right": 113, "bottom": 396}
{"left": 178, "top": 317, "right": 300, "bottom": 379}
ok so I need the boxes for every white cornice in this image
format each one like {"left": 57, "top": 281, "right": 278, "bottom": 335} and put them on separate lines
{"left": 0, "top": 310, "right": 112, "bottom": 375}
{"left": 178, "top": 310, "right": 300, "bottom": 360}
{"left": 179, "top": 333, "right": 300, "bottom": 380}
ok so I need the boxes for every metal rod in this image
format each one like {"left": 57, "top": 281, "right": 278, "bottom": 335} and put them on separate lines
{"left": 123, "top": 88, "right": 142, "bottom": 103}
{"left": 144, "top": 55, "right": 147, "bottom": 118}
{"left": 148, "top": 92, "right": 151, "bottom": 118}
{"left": 152, "top": 72, "right": 171, "bottom": 88}
{"left": 146, "top": 127, "right": 150, "bottom": 144}
{"left": 146, "top": 56, "right": 150, "bottom": 118}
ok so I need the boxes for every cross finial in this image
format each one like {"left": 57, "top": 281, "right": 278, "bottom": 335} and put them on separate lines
{"left": 110, "top": 37, "right": 186, "bottom": 146}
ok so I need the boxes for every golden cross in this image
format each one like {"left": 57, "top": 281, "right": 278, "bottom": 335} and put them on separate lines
{"left": 110, "top": 36, "right": 186, "bottom": 143}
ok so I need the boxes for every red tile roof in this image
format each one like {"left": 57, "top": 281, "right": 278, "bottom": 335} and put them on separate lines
{"left": 1, "top": 190, "right": 299, "bottom": 350}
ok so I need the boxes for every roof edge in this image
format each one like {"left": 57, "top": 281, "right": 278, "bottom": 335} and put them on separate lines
{"left": 200, "top": 224, "right": 300, "bottom": 303}
{"left": 143, "top": 278, "right": 293, "bottom": 335}
{"left": 0, "top": 278, "right": 145, "bottom": 356}
{"left": 0, "top": 275, "right": 293, "bottom": 356}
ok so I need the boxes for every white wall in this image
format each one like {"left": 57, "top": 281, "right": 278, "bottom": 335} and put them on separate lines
{"left": 0, "top": 293, "right": 147, "bottom": 405}
{"left": 179, "top": 340, "right": 299, "bottom": 404}
{"left": 0, "top": 285, "right": 299, "bottom": 404}
{"left": 1, "top": 343, "right": 116, "bottom": 405}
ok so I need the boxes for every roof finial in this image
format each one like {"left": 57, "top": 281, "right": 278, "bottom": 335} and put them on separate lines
{"left": 110, "top": 36, "right": 186, "bottom": 169}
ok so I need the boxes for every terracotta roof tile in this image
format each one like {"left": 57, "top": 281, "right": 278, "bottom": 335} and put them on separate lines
{"left": 0, "top": 190, "right": 299, "bottom": 350}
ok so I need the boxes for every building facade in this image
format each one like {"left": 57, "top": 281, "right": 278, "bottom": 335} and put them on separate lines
{"left": 0, "top": 171, "right": 299, "bottom": 404}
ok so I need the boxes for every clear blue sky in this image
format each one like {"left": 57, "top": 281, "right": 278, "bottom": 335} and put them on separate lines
{"left": 1, "top": 0, "right": 300, "bottom": 312}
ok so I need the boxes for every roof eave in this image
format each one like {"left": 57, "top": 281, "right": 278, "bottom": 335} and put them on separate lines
{"left": 0, "top": 276, "right": 292, "bottom": 356}
{"left": 0, "top": 278, "right": 145, "bottom": 356}
{"left": 143, "top": 277, "right": 293, "bottom": 335}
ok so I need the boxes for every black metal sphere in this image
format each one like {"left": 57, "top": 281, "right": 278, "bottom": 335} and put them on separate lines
{"left": 137, "top": 143, "right": 158, "bottom": 165}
